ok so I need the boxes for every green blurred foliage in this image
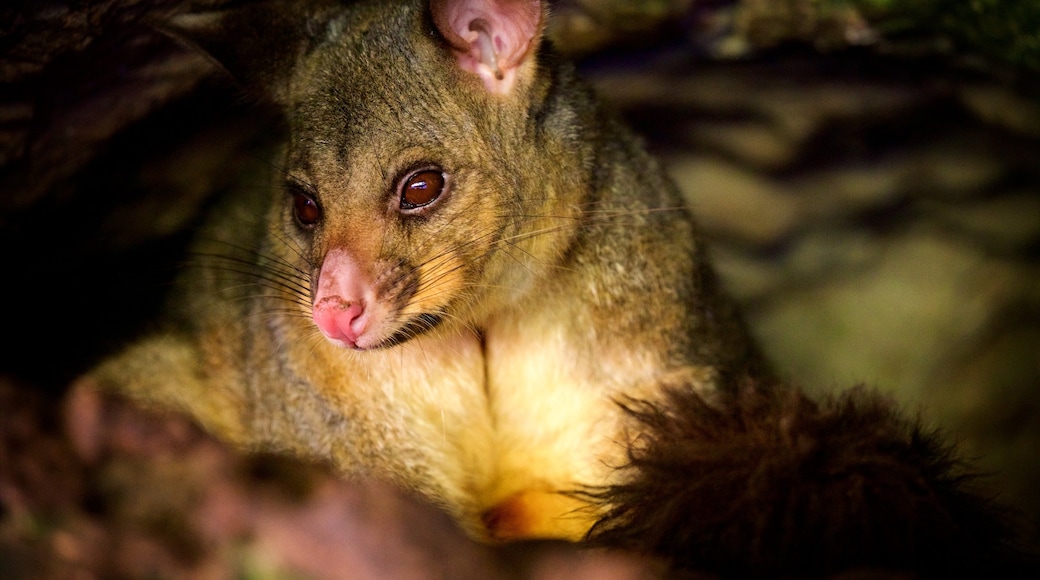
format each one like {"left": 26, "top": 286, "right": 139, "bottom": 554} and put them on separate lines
{"left": 823, "top": 0, "right": 1040, "bottom": 73}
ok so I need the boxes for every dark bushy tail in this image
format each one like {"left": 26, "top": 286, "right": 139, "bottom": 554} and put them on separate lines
{"left": 587, "top": 377, "right": 1038, "bottom": 577}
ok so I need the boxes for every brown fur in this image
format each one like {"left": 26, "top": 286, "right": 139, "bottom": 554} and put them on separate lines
{"left": 87, "top": 0, "right": 763, "bottom": 541}
{"left": 587, "top": 377, "right": 1037, "bottom": 577}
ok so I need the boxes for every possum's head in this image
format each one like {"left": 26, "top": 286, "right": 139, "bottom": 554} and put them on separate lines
{"left": 168, "top": 0, "right": 586, "bottom": 350}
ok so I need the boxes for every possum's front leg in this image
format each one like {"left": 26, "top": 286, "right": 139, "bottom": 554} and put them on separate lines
{"left": 86, "top": 332, "right": 250, "bottom": 446}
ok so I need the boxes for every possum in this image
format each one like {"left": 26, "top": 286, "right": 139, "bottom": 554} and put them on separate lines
{"left": 87, "top": 0, "right": 763, "bottom": 542}
{"left": 84, "top": 0, "right": 1037, "bottom": 575}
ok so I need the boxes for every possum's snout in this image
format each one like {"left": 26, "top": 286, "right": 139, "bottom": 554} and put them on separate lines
{"left": 313, "top": 297, "right": 368, "bottom": 348}
{"left": 312, "top": 247, "right": 384, "bottom": 349}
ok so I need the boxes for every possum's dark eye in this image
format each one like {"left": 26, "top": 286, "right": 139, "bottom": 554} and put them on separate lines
{"left": 289, "top": 184, "right": 322, "bottom": 227}
{"left": 398, "top": 168, "right": 446, "bottom": 212}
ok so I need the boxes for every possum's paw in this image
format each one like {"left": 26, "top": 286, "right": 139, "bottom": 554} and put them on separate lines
{"left": 588, "top": 377, "right": 1037, "bottom": 577}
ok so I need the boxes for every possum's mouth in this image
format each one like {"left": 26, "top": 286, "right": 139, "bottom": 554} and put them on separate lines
{"left": 371, "top": 312, "right": 445, "bottom": 349}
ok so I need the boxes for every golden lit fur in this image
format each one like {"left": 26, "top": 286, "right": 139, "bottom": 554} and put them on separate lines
{"left": 87, "top": 0, "right": 763, "bottom": 541}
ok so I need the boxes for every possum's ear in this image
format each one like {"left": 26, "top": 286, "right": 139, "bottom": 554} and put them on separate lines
{"left": 430, "top": 0, "right": 544, "bottom": 96}
{"left": 158, "top": 0, "right": 340, "bottom": 104}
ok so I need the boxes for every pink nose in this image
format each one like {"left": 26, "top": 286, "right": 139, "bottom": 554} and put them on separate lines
{"left": 313, "top": 297, "right": 367, "bottom": 347}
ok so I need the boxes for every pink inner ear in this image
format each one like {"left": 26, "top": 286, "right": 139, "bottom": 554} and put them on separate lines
{"left": 431, "top": 0, "right": 542, "bottom": 94}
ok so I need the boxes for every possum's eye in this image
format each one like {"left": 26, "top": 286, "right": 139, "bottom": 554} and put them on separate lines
{"left": 398, "top": 168, "right": 446, "bottom": 212}
{"left": 289, "top": 183, "right": 322, "bottom": 227}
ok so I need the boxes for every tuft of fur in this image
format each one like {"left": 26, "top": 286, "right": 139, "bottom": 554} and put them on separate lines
{"left": 587, "top": 378, "right": 1037, "bottom": 577}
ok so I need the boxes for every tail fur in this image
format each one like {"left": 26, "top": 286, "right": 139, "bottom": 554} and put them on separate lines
{"left": 588, "top": 377, "right": 1037, "bottom": 577}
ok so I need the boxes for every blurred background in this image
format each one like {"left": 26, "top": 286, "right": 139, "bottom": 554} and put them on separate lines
{"left": 2, "top": 0, "right": 1038, "bottom": 577}
{"left": 560, "top": 0, "right": 1040, "bottom": 539}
